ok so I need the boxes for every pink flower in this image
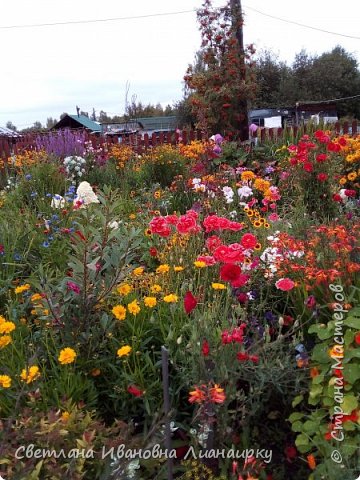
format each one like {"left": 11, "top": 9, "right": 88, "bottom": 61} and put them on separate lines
{"left": 275, "top": 278, "right": 295, "bottom": 291}
{"left": 66, "top": 281, "right": 81, "bottom": 294}
{"left": 268, "top": 213, "right": 279, "bottom": 222}
{"left": 196, "top": 255, "right": 216, "bottom": 266}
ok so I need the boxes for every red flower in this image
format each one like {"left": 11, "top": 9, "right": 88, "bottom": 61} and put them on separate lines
{"left": 237, "top": 352, "right": 249, "bottom": 361}
{"left": 201, "top": 339, "right": 210, "bottom": 356}
{"left": 249, "top": 354, "right": 259, "bottom": 363}
{"left": 327, "top": 141, "right": 341, "bottom": 152}
{"left": 220, "top": 263, "right": 241, "bottom": 282}
{"left": 205, "top": 235, "right": 223, "bottom": 252}
{"left": 316, "top": 153, "right": 327, "bottom": 162}
{"left": 332, "top": 193, "right": 342, "bottom": 202}
{"left": 149, "top": 247, "right": 158, "bottom": 257}
{"left": 209, "top": 384, "right": 226, "bottom": 404}
{"left": 285, "top": 445, "right": 297, "bottom": 462}
{"left": 237, "top": 292, "right": 248, "bottom": 304}
{"left": 184, "top": 291, "right": 197, "bottom": 314}
{"left": 317, "top": 173, "right": 328, "bottom": 182}
{"left": 75, "top": 230, "right": 86, "bottom": 241}
{"left": 240, "top": 233, "right": 257, "bottom": 250}
{"left": 354, "top": 332, "right": 360, "bottom": 345}
{"left": 275, "top": 278, "right": 295, "bottom": 291}
{"left": 149, "top": 216, "right": 171, "bottom": 237}
{"left": 303, "top": 163, "right": 313, "bottom": 172}
{"left": 213, "top": 243, "right": 245, "bottom": 264}
{"left": 176, "top": 213, "right": 201, "bottom": 235}
{"left": 127, "top": 385, "right": 144, "bottom": 397}
{"left": 196, "top": 255, "right": 216, "bottom": 266}
{"left": 345, "top": 189, "right": 356, "bottom": 197}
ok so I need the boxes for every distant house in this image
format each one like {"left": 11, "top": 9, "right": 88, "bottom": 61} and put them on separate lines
{"left": 0, "top": 126, "right": 21, "bottom": 137}
{"left": 52, "top": 114, "right": 102, "bottom": 133}
{"left": 102, "top": 116, "right": 178, "bottom": 138}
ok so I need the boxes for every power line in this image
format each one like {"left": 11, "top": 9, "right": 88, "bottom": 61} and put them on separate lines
{"left": 243, "top": 4, "right": 360, "bottom": 40}
{"left": 0, "top": 9, "right": 195, "bottom": 30}
{"left": 298, "top": 94, "right": 360, "bottom": 105}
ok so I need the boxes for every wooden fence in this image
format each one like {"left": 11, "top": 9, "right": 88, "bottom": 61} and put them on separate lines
{"left": 0, "top": 120, "right": 359, "bottom": 160}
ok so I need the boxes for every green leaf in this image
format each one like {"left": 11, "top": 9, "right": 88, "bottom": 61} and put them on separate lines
{"left": 342, "top": 395, "right": 358, "bottom": 414}
{"left": 343, "top": 316, "right": 360, "bottom": 329}
{"left": 292, "top": 394, "right": 304, "bottom": 408}
{"left": 295, "top": 433, "right": 310, "bottom": 446}
{"left": 343, "top": 363, "right": 360, "bottom": 384}
{"left": 344, "top": 329, "right": 355, "bottom": 346}
{"left": 291, "top": 421, "right": 303, "bottom": 432}
{"left": 303, "top": 420, "right": 319, "bottom": 433}
{"left": 288, "top": 412, "right": 304, "bottom": 423}
{"left": 311, "top": 344, "right": 330, "bottom": 364}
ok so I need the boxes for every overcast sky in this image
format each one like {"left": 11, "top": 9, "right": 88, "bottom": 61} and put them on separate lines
{"left": 1, "top": 0, "right": 359, "bottom": 128}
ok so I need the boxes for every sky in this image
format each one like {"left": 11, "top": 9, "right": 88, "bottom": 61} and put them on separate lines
{"left": 0, "top": 0, "right": 359, "bottom": 129}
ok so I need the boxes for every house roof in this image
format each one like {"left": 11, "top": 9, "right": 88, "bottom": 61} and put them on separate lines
{"left": 0, "top": 126, "right": 21, "bottom": 137}
{"left": 53, "top": 115, "right": 102, "bottom": 132}
{"left": 135, "top": 116, "right": 177, "bottom": 131}
{"left": 67, "top": 115, "right": 102, "bottom": 132}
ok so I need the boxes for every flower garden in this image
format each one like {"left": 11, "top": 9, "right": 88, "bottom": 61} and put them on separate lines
{"left": 0, "top": 128, "right": 359, "bottom": 480}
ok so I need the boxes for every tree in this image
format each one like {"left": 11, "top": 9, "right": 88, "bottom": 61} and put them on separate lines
{"left": 46, "top": 117, "right": 58, "bottom": 129}
{"left": 184, "top": 0, "right": 256, "bottom": 139}
{"left": 6, "top": 121, "right": 17, "bottom": 131}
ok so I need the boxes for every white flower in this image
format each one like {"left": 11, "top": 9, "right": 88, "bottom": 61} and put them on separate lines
{"left": 237, "top": 186, "right": 253, "bottom": 198}
{"left": 51, "top": 194, "right": 65, "bottom": 209}
{"left": 74, "top": 181, "right": 99, "bottom": 207}
{"left": 108, "top": 220, "right": 119, "bottom": 230}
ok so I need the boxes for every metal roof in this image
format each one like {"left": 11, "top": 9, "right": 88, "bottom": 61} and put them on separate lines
{"left": 0, "top": 126, "right": 21, "bottom": 137}
{"left": 135, "top": 116, "right": 177, "bottom": 131}
{"left": 67, "top": 115, "right": 102, "bottom": 132}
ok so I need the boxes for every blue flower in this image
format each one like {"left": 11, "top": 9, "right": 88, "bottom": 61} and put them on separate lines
{"left": 25, "top": 174, "right": 32, "bottom": 180}
{"left": 46, "top": 193, "right": 52, "bottom": 197}
{"left": 30, "top": 192, "right": 38, "bottom": 198}
{"left": 42, "top": 241, "right": 50, "bottom": 248}
{"left": 13, "top": 253, "right": 22, "bottom": 261}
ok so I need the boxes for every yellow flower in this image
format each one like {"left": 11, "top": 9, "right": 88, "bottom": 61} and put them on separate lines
{"left": 15, "top": 284, "right": 31, "bottom": 294}
{"left": 0, "top": 315, "right": 5, "bottom": 325}
{"left": 61, "top": 411, "right": 70, "bottom": 423}
{"left": 212, "top": 283, "right": 226, "bottom": 290}
{"left": 31, "top": 293, "right": 43, "bottom": 302}
{"left": 173, "top": 266, "right": 184, "bottom": 272}
{"left": 194, "top": 261, "right": 207, "bottom": 268}
{"left": 112, "top": 305, "right": 127, "bottom": 321}
{"left": 154, "top": 190, "right": 162, "bottom": 199}
{"left": 347, "top": 172, "right": 357, "bottom": 181}
{"left": 0, "top": 375, "right": 11, "bottom": 388}
{"left": 253, "top": 220, "right": 262, "bottom": 228}
{"left": 20, "top": 365, "right": 40, "bottom": 384}
{"left": 339, "top": 177, "right": 347, "bottom": 185}
{"left": 150, "top": 284, "right": 162, "bottom": 293}
{"left": 132, "top": 267, "right": 144, "bottom": 276}
{"left": 0, "top": 335, "right": 12, "bottom": 349}
{"left": 58, "top": 347, "right": 77, "bottom": 365}
{"left": 254, "top": 178, "right": 271, "bottom": 192}
{"left": 144, "top": 296, "right": 157, "bottom": 308}
{"left": 0, "top": 321, "right": 16, "bottom": 334}
{"left": 241, "top": 171, "right": 256, "bottom": 181}
{"left": 163, "top": 294, "right": 178, "bottom": 303}
{"left": 129, "top": 213, "right": 136, "bottom": 220}
{"left": 128, "top": 299, "right": 141, "bottom": 316}
{"left": 117, "top": 283, "right": 133, "bottom": 296}
{"left": 156, "top": 264, "right": 170, "bottom": 274}
{"left": 144, "top": 228, "right": 152, "bottom": 237}
{"left": 328, "top": 345, "right": 344, "bottom": 358}
{"left": 117, "top": 345, "right": 132, "bottom": 357}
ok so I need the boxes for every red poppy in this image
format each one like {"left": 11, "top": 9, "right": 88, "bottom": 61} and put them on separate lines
{"left": 127, "top": 385, "right": 144, "bottom": 397}
{"left": 184, "top": 291, "right": 197, "bottom": 314}
{"left": 201, "top": 339, "right": 210, "bottom": 356}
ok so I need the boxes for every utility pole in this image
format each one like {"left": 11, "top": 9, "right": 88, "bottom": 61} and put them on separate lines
{"left": 230, "top": 0, "right": 249, "bottom": 141}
